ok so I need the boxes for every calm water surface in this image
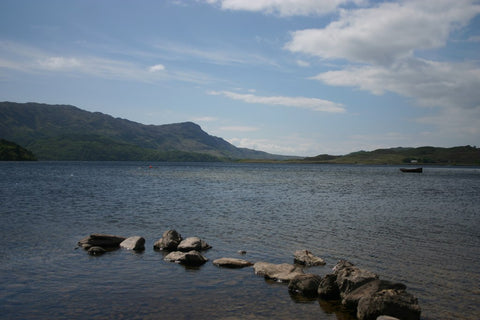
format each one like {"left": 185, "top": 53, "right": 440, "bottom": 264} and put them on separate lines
{"left": 0, "top": 162, "right": 479, "bottom": 319}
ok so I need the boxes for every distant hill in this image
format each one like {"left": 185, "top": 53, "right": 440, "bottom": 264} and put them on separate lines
{"left": 303, "top": 146, "right": 480, "bottom": 165}
{"left": 0, "top": 138, "right": 37, "bottom": 161}
{"left": 0, "top": 102, "right": 290, "bottom": 161}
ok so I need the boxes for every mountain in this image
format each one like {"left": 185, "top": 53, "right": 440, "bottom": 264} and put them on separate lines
{"left": 0, "top": 138, "right": 37, "bottom": 161}
{"left": 303, "top": 146, "right": 480, "bottom": 165}
{"left": 0, "top": 101, "right": 290, "bottom": 161}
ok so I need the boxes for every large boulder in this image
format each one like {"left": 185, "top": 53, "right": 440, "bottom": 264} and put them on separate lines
{"left": 120, "top": 236, "right": 145, "bottom": 251}
{"left": 253, "top": 262, "right": 304, "bottom": 282}
{"left": 288, "top": 274, "right": 322, "bottom": 297}
{"left": 177, "top": 237, "right": 211, "bottom": 252}
{"left": 213, "top": 258, "right": 253, "bottom": 268}
{"left": 334, "top": 260, "right": 378, "bottom": 296}
{"left": 357, "top": 289, "right": 421, "bottom": 320}
{"left": 78, "top": 234, "right": 126, "bottom": 249}
{"left": 342, "top": 279, "right": 407, "bottom": 309}
{"left": 293, "top": 250, "right": 326, "bottom": 266}
{"left": 153, "top": 230, "right": 182, "bottom": 251}
{"left": 164, "top": 250, "right": 208, "bottom": 266}
{"left": 318, "top": 273, "right": 340, "bottom": 300}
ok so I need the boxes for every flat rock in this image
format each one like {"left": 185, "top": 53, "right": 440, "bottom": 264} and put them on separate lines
{"left": 342, "top": 279, "right": 407, "bottom": 310}
{"left": 213, "top": 257, "right": 253, "bottom": 268}
{"left": 334, "top": 261, "right": 378, "bottom": 296}
{"left": 120, "top": 236, "right": 145, "bottom": 251}
{"left": 78, "top": 234, "right": 126, "bottom": 249}
{"left": 177, "top": 237, "right": 211, "bottom": 251}
{"left": 164, "top": 250, "right": 208, "bottom": 266}
{"left": 153, "top": 230, "right": 182, "bottom": 251}
{"left": 253, "top": 262, "right": 304, "bottom": 282}
{"left": 357, "top": 289, "right": 421, "bottom": 320}
{"left": 288, "top": 274, "right": 322, "bottom": 297}
{"left": 293, "top": 249, "right": 326, "bottom": 266}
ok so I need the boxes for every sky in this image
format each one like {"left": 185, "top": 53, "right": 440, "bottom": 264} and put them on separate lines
{"left": 1, "top": 0, "right": 479, "bottom": 156}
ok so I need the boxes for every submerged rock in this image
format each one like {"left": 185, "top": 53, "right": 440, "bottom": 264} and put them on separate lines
{"left": 253, "top": 262, "right": 304, "bottom": 282}
{"left": 356, "top": 289, "right": 421, "bottom": 320}
{"left": 78, "top": 234, "right": 126, "bottom": 249}
{"left": 153, "top": 230, "right": 182, "bottom": 251}
{"left": 120, "top": 236, "right": 145, "bottom": 251}
{"left": 288, "top": 274, "right": 322, "bottom": 297}
{"left": 293, "top": 249, "right": 326, "bottom": 266}
{"left": 177, "top": 237, "right": 211, "bottom": 252}
{"left": 87, "top": 246, "right": 106, "bottom": 256}
{"left": 164, "top": 250, "right": 208, "bottom": 266}
{"left": 213, "top": 257, "right": 253, "bottom": 268}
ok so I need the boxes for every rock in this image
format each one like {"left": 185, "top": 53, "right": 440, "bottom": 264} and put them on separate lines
{"left": 213, "top": 258, "right": 253, "bottom": 268}
{"left": 293, "top": 249, "right": 326, "bottom": 266}
{"left": 238, "top": 250, "right": 247, "bottom": 255}
{"left": 153, "top": 230, "right": 182, "bottom": 251}
{"left": 177, "top": 237, "right": 211, "bottom": 251}
{"left": 357, "top": 289, "right": 421, "bottom": 320}
{"left": 87, "top": 246, "right": 106, "bottom": 256}
{"left": 120, "top": 236, "right": 145, "bottom": 251}
{"left": 164, "top": 250, "right": 208, "bottom": 266}
{"left": 288, "top": 274, "right": 322, "bottom": 297}
{"left": 78, "top": 234, "right": 126, "bottom": 249}
{"left": 342, "top": 279, "right": 407, "bottom": 310}
{"left": 334, "top": 261, "right": 378, "bottom": 296}
{"left": 376, "top": 316, "right": 400, "bottom": 320}
{"left": 253, "top": 262, "right": 304, "bottom": 282}
{"left": 318, "top": 273, "right": 340, "bottom": 300}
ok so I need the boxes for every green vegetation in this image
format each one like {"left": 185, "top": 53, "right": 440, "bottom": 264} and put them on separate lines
{"left": 0, "top": 139, "right": 37, "bottom": 161}
{"left": 302, "top": 145, "right": 480, "bottom": 165}
{"left": 0, "top": 101, "right": 288, "bottom": 161}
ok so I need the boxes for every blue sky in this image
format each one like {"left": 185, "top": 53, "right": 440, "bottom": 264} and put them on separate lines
{"left": 1, "top": 0, "right": 479, "bottom": 156}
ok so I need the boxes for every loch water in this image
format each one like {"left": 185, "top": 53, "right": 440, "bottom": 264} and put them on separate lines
{"left": 0, "top": 161, "right": 479, "bottom": 320}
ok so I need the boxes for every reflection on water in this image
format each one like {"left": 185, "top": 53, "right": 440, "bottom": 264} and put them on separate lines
{"left": 0, "top": 162, "right": 479, "bottom": 319}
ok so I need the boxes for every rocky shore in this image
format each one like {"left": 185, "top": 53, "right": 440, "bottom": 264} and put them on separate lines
{"left": 77, "top": 230, "right": 421, "bottom": 320}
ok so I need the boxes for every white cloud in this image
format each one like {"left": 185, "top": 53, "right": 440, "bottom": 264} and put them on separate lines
{"left": 296, "top": 59, "right": 310, "bottom": 67}
{"left": 38, "top": 57, "right": 81, "bottom": 69}
{"left": 208, "top": 90, "right": 345, "bottom": 113}
{"left": 313, "top": 58, "right": 480, "bottom": 110}
{"left": 285, "top": 0, "right": 480, "bottom": 65}
{"left": 192, "top": 116, "right": 218, "bottom": 122}
{"left": 219, "top": 126, "right": 258, "bottom": 132}
{"left": 148, "top": 64, "right": 165, "bottom": 72}
{"left": 204, "top": 0, "right": 364, "bottom": 16}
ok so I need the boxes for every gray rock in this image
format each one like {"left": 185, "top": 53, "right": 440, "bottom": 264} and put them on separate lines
{"left": 253, "top": 262, "right": 304, "bottom": 282}
{"left": 120, "top": 236, "right": 145, "bottom": 251}
{"left": 153, "top": 230, "right": 182, "bottom": 251}
{"left": 164, "top": 250, "right": 208, "bottom": 266}
{"left": 334, "top": 261, "right": 378, "bottom": 296}
{"left": 293, "top": 249, "right": 326, "bottom": 266}
{"left": 318, "top": 273, "right": 340, "bottom": 300}
{"left": 342, "top": 279, "right": 407, "bottom": 309}
{"left": 78, "top": 234, "right": 126, "bottom": 249}
{"left": 357, "top": 289, "right": 421, "bottom": 320}
{"left": 87, "top": 246, "right": 106, "bottom": 256}
{"left": 177, "top": 236, "right": 211, "bottom": 251}
{"left": 213, "top": 257, "right": 253, "bottom": 268}
{"left": 376, "top": 316, "right": 400, "bottom": 320}
{"left": 288, "top": 274, "right": 322, "bottom": 297}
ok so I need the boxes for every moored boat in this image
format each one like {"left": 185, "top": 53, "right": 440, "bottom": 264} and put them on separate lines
{"left": 400, "top": 167, "right": 423, "bottom": 173}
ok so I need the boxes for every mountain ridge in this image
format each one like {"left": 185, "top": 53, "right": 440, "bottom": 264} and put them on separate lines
{"left": 0, "top": 101, "right": 291, "bottom": 161}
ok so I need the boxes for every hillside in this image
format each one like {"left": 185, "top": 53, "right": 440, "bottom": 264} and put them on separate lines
{"left": 0, "top": 102, "right": 288, "bottom": 161}
{"left": 303, "top": 146, "right": 480, "bottom": 165}
{"left": 0, "top": 139, "right": 37, "bottom": 161}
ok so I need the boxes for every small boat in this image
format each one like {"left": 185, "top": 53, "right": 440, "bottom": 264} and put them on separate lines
{"left": 400, "top": 167, "right": 423, "bottom": 173}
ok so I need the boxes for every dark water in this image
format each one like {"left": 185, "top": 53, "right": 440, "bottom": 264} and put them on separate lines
{"left": 0, "top": 162, "right": 479, "bottom": 320}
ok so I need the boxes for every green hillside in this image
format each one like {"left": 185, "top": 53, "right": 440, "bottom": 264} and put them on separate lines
{"left": 0, "top": 101, "right": 288, "bottom": 161}
{"left": 303, "top": 146, "right": 480, "bottom": 165}
{"left": 0, "top": 139, "right": 37, "bottom": 161}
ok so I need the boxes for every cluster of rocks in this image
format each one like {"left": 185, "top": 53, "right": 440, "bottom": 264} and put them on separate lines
{"left": 77, "top": 231, "right": 421, "bottom": 320}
